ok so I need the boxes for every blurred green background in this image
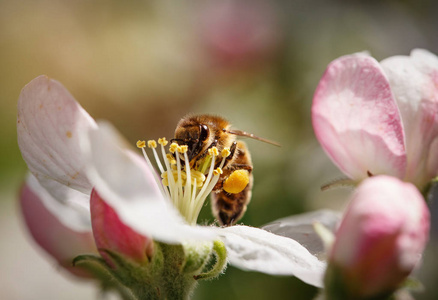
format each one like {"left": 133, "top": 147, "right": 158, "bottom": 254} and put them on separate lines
{"left": 1, "top": 0, "right": 437, "bottom": 299}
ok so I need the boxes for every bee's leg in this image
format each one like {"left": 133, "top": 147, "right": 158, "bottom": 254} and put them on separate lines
{"left": 193, "top": 140, "right": 218, "bottom": 169}
{"left": 211, "top": 141, "right": 253, "bottom": 226}
{"left": 213, "top": 140, "right": 252, "bottom": 191}
{"left": 229, "top": 164, "right": 253, "bottom": 171}
{"left": 216, "top": 141, "right": 237, "bottom": 169}
{"left": 213, "top": 163, "right": 253, "bottom": 192}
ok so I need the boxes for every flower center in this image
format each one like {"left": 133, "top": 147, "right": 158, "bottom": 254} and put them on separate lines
{"left": 137, "top": 138, "right": 230, "bottom": 225}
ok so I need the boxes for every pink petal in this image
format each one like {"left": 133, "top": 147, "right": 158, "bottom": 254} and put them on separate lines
{"left": 17, "top": 75, "right": 97, "bottom": 195}
{"left": 20, "top": 176, "right": 96, "bottom": 277}
{"left": 426, "top": 137, "right": 438, "bottom": 180}
{"left": 330, "top": 175, "right": 429, "bottom": 297}
{"left": 90, "top": 189, "right": 153, "bottom": 265}
{"left": 381, "top": 49, "right": 438, "bottom": 188}
{"left": 312, "top": 54, "right": 407, "bottom": 180}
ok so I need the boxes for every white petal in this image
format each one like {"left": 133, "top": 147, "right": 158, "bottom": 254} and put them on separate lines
{"left": 17, "top": 75, "right": 97, "bottom": 194}
{"left": 82, "top": 122, "right": 217, "bottom": 244}
{"left": 411, "top": 48, "right": 438, "bottom": 74}
{"left": 262, "top": 209, "right": 341, "bottom": 259}
{"left": 218, "top": 225, "right": 326, "bottom": 287}
{"left": 25, "top": 173, "right": 91, "bottom": 232}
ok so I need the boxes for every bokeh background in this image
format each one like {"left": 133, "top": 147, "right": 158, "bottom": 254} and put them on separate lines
{"left": 1, "top": 0, "right": 437, "bottom": 299}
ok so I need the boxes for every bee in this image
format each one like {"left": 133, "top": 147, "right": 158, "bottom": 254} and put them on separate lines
{"left": 173, "top": 114, "right": 279, "bottom": 226}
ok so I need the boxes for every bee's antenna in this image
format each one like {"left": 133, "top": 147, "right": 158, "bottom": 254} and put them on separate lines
{"left": 224, "top": 129, "right": 281, "bottom": 147}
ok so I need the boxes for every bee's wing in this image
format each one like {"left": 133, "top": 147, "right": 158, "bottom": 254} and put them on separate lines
{"left": 262, "top": 209, "right": 341, "bottom": 259}
{"left": 226, "top": 129, "right": 281, "bottom": 147}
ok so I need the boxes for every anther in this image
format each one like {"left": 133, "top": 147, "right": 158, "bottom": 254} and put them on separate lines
{"left": 136, "top": 140, "right": 146, "bottom": 148}
{"left": 221, "top": 148, "right": 231, "bottom": 158}
{"left": 147, "top": 140, "right": 157, "bottom": 148}
{"left": 158, "top": 137, "right": 168, "bottom": 146}
{"left": 178, "top": 145, "right": 189, "bottom": 153}
{"left": 208, "top": 147, "right": 219, "bottom": 156}
{"left": 169, "top": 143, "right": 179, "bottom": 153}
{"left": 166, "top": 153, "right": 176, "bottom": 164}
{"left": 213, "top": 167, "right": 223, "bottom": 176}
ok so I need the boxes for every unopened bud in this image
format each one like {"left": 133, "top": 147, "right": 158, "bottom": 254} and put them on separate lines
{"left": 325, "top": 176, "right": 430, "bottom": 299}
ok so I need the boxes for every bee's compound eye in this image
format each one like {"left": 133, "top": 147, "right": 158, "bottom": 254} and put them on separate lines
{"left": 199, "top": 124, "right": 209, "bottom": 142}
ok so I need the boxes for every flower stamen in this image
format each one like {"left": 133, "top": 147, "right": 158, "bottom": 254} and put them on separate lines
{"left": 137, "top": 140, "right": 169, "bottom": 199}
{"left": 213, "top": 167, "right": 223, "bottom": 176}
{"left": 169, "top": 142, "right": 178, "bottom": 153}
{"left": 158, "top": 137, "right": 168, "bottom": 147}
{"left": 148, "top": 140, "right": 165, "bottom": 174}
{"left": 221, "top": 148, "right": 231, "bottom": 158}
{"left": 147, "top": 140, "right": 157, "bottom": 149}
{"left": 136, "top": 140, "right": 146, "bottom": 148}
{"left": 138, "top": 140, "right": 225, "bottom": 225}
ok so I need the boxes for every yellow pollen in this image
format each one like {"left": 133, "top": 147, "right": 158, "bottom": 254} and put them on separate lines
{"left": 147, "top": 140, "right": 157, "bottom": 148}
{"left": 161, "top": 177, "right": 169, "bottom": 186}
{"left": 158, "top": 137, "right": 168, "bottom": 146}
{"left": 169, "top": 143, "right": 179, "bottom": 153}
{"left": 161, "top": 169, "right": 206, "bottom": 188}
{"left": 178, "top": 145, "right": 188, "bottom": 153}
{"left": 221, "top": 148, "right": 231, "bottom": 158}
{"left": 191, "top": 170, "right": 206, "bottom": 182}
{"left": 213, "top": 167, "right": 223, "bottom": 176}
{"left": 223, "top": 170, "right": 250, "bottom": 194}
{"left": 166, "top": 153, "right": 176, "bottom": 165}
{"left": 162, "top": 170, "right": 185, "bottom": 180}
{"left": 136, "top": 140, "right": 146, "bottom": 148}
{"left": 208, "top": 147, "right": 219, "bottom": 156}
{"left": 162, "top": 170, "right": 184, "bottom": 186}
{"left": 190, "top": 170, "right": 206, "bottom": 187}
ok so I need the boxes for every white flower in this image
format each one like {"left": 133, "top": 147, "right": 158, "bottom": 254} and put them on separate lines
{"left": 17, "top": 75, "right": 325, "bottom": 287}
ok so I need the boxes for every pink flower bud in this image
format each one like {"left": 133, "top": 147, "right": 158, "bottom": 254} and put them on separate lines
{"left": 20, "top": 180, "right": 96, "bottom": 278}
{"left": 326, "top": 176, "right": 430, "bottom": 298}
{"left": 90, "top": 189, "right": 154, "bottom": 266}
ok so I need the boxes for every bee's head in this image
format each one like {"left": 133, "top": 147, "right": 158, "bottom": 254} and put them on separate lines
{"left": 172, "top": 124, "right": 210, "bottom": 162}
